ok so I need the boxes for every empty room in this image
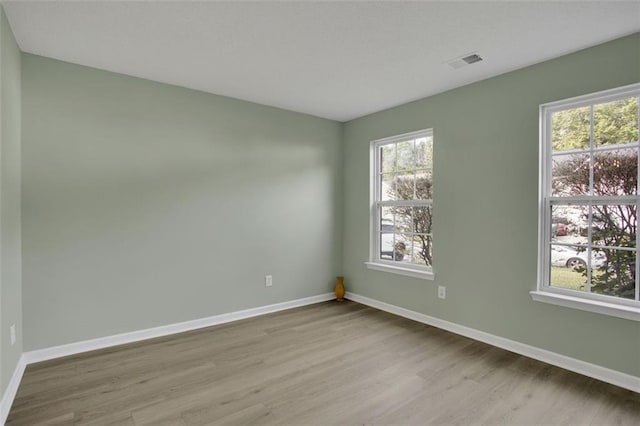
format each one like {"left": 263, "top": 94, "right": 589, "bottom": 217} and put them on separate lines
{"left": 0, "top": 1, "right": 639, "bottom": 425}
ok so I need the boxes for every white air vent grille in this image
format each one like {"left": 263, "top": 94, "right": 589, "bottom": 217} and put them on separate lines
{"left": 462, "top": 54, "right": 483, "bottom": 64}
{"left": 446, "top": 52, "right": 484, "bottom": 70}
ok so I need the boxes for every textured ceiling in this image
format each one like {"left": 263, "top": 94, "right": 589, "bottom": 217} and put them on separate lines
{"left": 3, "top": 1, "right": 640, "bottom": 121}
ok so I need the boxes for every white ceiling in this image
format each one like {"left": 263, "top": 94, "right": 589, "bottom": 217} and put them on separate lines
{"left": 3, "top": 1, "right": 639, "bottom": 121}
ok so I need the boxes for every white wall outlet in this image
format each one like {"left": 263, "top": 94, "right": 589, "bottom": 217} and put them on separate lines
{"left": 437, "top": 286, "right": 446, "bottom": 299}
{"left": 10, "top": 324, "right": 16, "bottom": 346}
{"left": 265, "top": 275, "right": 273, "bottom": 287}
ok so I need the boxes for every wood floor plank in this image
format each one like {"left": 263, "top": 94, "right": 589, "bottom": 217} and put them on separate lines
{"left": 7, "top": 300, "right": 640, "bottom": 425}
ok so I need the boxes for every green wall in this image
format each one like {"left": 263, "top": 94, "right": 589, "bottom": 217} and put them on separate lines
{"left": 21, "top": 54, "right": 343, "bottom": 350}
{"left": 0, "top": 6, "right": 22, "bottom": 395}
{"left": 342, "top": 34, "right": 640, "bottom": 376}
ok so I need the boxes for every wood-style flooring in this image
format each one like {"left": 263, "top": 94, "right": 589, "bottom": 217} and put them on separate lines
{"left": 7, "top": 300, "right": 640, "bottom": 425}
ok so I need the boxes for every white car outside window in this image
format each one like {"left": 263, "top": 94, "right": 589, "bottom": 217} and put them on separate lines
{"left": 550, "top": 245, "right": 605, "bottom": 270}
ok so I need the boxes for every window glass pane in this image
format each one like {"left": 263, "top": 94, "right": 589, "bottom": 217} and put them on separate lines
{"left": 593, "top": 148, "right": 638, "bottom": 196}
{"left": 380, "top": 144, "right": 396, "bottom": 174}
{"left": 394, "top": 233, "right": 412, "bottom": 264}
{"left": 551, "top": 154, "right": 589, "bottom": 197}
{"left": 396, "top": 140, "right": 415, "bottom": 173}
{"left": 379, "top": 208, "right": 395, "bottom": 261}
{"left": 550, "top": 269, "right": 588, "bottom": 292}
{"left": 395, "top": 173, "right": 415, "bottom": 200}
{"left": 391, "top": 205, "right": 412, "bottom": 233}
{"left": 412, "top": 235, "right": 432, "bottom": 267}
{"left": 412, "top": 206, "right": 433, "bottom": 234}
{"left": 414, "top": 170, "right": 433, "bottom": 200}
{"left": 591, "top": 248, "right": 636, "bottom": 299}
{"left": 380, "top": 173, "right": 397, "bottom": 201}
{"left": 415, "top": 137, "right": 433, "bottom": 169}
{"left": 550, "top": 205, "right": 588, "bottom": 244}
{"left": 379, "top": 232, "right": 395, "bottom": 260}
{"left": 550, "top": 245, "right": 589, "bottom": 292}
{"left": 591, "top": 204, "right": 637, "bottom": 248}
{"left": 594, "top": 97, "right": 639, "bottom": 147}
{"left": 380, "top": 206, "right": 394, "bottom": 229}
{"left": 552, "top": 106, "right": 591, "bottom": 152}
{"left": 551, "top": 244, "right": 589, "bottom": 270}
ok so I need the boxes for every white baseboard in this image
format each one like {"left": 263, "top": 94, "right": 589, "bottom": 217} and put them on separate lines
{"left": 345, "top": 292, "right": 640, "bottom": 394}
{"left": 0, "top": 292, "right": 335, "bottom": 424}
{"left": 0, "top": 354, "right": 26, "bottom": 425}
{"left": 24, "top": 292, "right": 335, "bottom": 365}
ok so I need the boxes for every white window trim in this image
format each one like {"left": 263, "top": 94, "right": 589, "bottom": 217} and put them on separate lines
{"left": 367, "top": 129, "right": 435, "bottom": 280}
{"left": 533, "top": 83, "right": 640, "bottom": 322}
{"left": 365, "top": 261, "right": 435, "bottom": 280}
{"left": 530, "top": 291, "right": 639, "bottom": 321}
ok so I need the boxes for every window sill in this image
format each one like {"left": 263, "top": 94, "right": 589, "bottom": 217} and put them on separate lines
{"left": 365, "top": 262, "right": 435, "bottom": 280}
{"left": 530, "top": 291, "right": 640, "bottom": 321}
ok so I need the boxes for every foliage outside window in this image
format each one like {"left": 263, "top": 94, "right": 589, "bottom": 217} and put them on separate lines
{"left": 539, "top": 84, "right": 640, "bottom": 312}
{"left": 369, "top": 129, "right": 433, "bottom": 278}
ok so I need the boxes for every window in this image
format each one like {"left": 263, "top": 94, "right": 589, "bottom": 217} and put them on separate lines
{"left": 366, "top": 129, "right": 434, "bottom": 280}
{"left": 534, "top": 84, "right": 640, "bottom": 321}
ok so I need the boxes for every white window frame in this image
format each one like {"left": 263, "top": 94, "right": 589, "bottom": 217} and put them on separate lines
{"left": 532, "top": 83, "right": 640, "bottom": 321}
{"left": 366, "top": 129, "right": 435, "bottom": 280}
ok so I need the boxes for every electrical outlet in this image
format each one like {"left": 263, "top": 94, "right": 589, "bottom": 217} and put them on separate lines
{"left": 437, "top": 286, "right": 446, "bottom": 299}
{"left": 10, "top": 324, "right": 16, "bottom": 346}
{"left": 265, "top": 275, "right": 273, "bottom": 287}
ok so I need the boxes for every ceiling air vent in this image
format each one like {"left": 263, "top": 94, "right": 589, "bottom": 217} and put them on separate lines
{"left": 462, "top": 54, "right": 483, "bottom": 64}
{"left": 446, "top": 52, "right": 484, "bottom": 70}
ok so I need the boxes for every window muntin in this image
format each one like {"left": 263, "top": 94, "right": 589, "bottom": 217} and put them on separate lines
{"left": 371, "top": 129, "right": 433, "bottom": 273}
{"left": 539, "top": 85, "right": 640, "bottom": 308}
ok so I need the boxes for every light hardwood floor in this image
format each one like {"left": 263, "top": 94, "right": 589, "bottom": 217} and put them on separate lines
{"left": 7, "top": 300, "right": 640, "bottom": 425}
